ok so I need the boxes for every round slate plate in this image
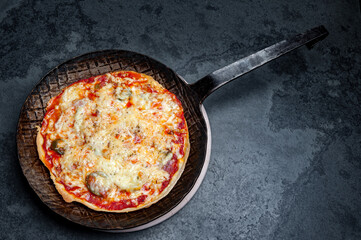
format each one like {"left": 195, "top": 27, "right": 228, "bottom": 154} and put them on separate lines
{"left": 16, "top": 50, "right": 210, "bottom": 231}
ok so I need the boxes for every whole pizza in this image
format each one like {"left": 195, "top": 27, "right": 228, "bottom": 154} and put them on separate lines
{"left": 36, "top": 71, "right": 190, "bottom": 212}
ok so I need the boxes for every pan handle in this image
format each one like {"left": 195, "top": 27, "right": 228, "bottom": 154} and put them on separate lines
{"left": 189, "top": 25, "right": 329, "bottom": 103}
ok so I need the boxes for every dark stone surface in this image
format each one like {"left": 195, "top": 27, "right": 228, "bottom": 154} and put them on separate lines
{"left": 1, "top": 0, "right": 361, "bottom": 239}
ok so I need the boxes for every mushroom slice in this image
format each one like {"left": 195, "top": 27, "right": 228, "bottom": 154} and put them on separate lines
{"left": 85, "top": 171, "right": 109, "bottom": 197}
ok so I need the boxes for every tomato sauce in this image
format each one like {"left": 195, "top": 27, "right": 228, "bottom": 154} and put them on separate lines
{"left": 61, "top": 181, "right": 81, "bottom": 192}
{"left": 160, "top": 154, "right": 180, "bottom": 193}
{"left": 80, "top": 76, "right": 95, "bottom": 84}
{"left": 87, "top": 92, "right": 97, "bottom": 100}
{"left": 116, "top": 71, "right": 142, "bottom": 80}
{"left": 125, "top": 101, "right": 133, "bottom": 108}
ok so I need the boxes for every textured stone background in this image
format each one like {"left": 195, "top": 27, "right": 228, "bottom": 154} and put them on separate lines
{"left": 1, "top": 0, "right": 361, "bottom": 239}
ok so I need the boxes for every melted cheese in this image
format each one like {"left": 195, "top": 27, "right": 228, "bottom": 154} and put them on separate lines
{"left": 43, "top": 72, "right": 187, "bottom": 204}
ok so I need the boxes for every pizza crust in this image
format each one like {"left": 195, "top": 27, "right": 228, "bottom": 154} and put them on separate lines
{"left": 36, "top": 129, "right": 45, "bottom": 164}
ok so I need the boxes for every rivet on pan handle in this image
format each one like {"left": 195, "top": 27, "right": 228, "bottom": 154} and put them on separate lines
{"left": 190, "top": 25, "right": 329, "bottom": 103}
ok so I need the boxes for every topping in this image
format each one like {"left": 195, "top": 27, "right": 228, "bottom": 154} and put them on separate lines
{"left": 116, "top": 88, "right": 132, "bottom": 101}
{"left": 85, "top": 171, "right": 109, "bottom": 197}
{"left": 50, "top": 139, "right": 65, "bottom": 155}
{"left": 94, "top": 83, "right": 101, "bottom": 90}
{"left": 164, "top": 151, "right": 173, "bottom": 163}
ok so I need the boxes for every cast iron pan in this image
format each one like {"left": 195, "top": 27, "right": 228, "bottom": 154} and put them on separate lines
{"left": 17, "top": 26, "right": 328, "bottom": 231}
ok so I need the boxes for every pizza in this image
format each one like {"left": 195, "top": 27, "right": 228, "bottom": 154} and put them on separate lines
{"left": 36, "top": 71, "right": 189, "bottom": 212}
